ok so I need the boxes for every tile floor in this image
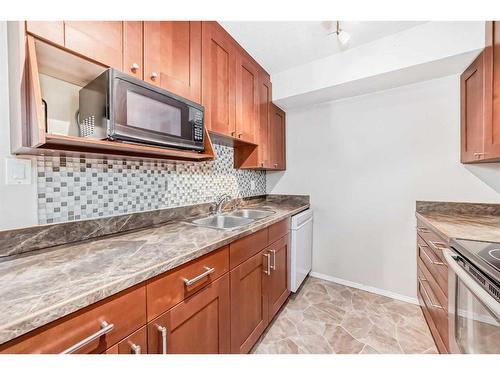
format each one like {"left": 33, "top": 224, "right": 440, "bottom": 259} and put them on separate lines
{"left": 252, "top": 277, "right": 438, "bottom": 354}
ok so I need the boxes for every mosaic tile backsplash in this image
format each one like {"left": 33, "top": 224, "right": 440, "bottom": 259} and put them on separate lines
{"left": 37, "top": 144, "right": 266, "bottom": 224}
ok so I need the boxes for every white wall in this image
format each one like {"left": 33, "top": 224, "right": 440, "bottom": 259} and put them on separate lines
{"left": 0, "top": 21, "right": 38, "bottom": 230}
{"left": 267, "top": 75, "right": 500, "bottom": 299}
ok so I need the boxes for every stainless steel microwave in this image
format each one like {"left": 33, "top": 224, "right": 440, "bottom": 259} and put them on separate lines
{"left": 78, "top": 69, "right": 205, "bottom": 152}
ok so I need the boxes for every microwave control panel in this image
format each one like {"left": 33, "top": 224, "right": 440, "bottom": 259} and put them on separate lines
{"left": 191, "top": 109, "right": 204, "bottom": 142}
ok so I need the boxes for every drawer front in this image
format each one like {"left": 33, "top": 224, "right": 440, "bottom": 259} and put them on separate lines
{"left": 147, "top": 246, "right": 229, "bottom": 321}
{"left": 417, "top": 259, "right": 448, "bottom": 349}
{"left": 229, "top": 228, "right": 268, "bottom": 269}
{"left": 416, "top": 218, "right": 448, "bottom": 264}
{"left": 0, "top": 284, "right": 146, "bottom": 354}
{"left": 417, "top": 235, "right": 448, "bottom": 295}
{"left": 268, "top": 218, "right": 290, "bottom": 244}
{"left": 105, "top": 326, "right": 147, "bottom": 354}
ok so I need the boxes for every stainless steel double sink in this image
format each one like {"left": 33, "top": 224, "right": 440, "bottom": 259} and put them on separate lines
{"left": 190, "top": 208, "right": 275, "bottom": 230}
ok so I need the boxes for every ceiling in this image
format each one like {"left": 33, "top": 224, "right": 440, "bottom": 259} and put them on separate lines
{"left": 219, "top": 21, "right": 426, "bottom": 74}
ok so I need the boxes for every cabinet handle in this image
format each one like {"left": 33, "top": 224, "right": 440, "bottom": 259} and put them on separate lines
{"left": 429, "top": 240, "right": 447, "bottom": 252}
{"left": 416, "top": 227, "right": 429, "bottom": 233}
{"left": 270, "top": 249, "right": 276, "bottom": 271}
{"left": 130, "top": 63, "right": 140, "bottom": 72}
{"left": 263, "top": 253, "right": 271, "bottom": 275}
{"left": 238, "top": 133, "right": 242, "bottom": 138}
{"left": 130, "top": 343, "right": 141, "bottom": 354}
{"left": 260, "top": 162, "right": 264, "bottom": 167}
{"left": 60, "top": 321, "right": 114, "bottom": 354}
{"left": 183, "top": 266, "right": 215, "bottom": 286}
{"left": 418, "top": 277, "right": 444, "bottom": 310}
{"left": 418, "top": 245, "right": 445, "bottom": 266}
{"left": 274, "top": 163, "right": 278, "bottom": 168}
{"left": 151, "top": 72, "right": 158, "bottom": 80}
{"left": 474, "top": 152, "right": 484, "bottom": 159}
{"left": 157, "top": 325, "right": 167, "bottom": 354}
{"left": 231, "top": 131, "right": 236, "bottom": 136}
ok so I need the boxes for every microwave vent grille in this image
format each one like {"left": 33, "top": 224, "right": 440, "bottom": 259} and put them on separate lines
{"left": 79, "top": 116, "right": 96, "bottom": 138}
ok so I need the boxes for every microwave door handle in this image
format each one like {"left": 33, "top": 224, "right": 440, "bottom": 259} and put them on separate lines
{"left": 443, "top": 249, "right": 500, "bottom": 319}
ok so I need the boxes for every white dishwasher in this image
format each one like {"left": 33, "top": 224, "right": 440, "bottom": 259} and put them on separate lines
{"left": 290, "top": 208, "right": 313, "bottom": 293}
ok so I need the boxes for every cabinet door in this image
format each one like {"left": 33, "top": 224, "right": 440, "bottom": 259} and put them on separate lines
{"left": 230, "top": 248, "right": 269, "bottom": 353}
{"left": 105, "top": 326, "right": 147, "bottom": 354}
{"left": 201, "top": 21, "right": 236, "bottom": 137}
{"left": 26, "top": 21, "right": 64, "bottom": 46}
{"left": 484, "top": 21, "right": 500, "bottom": 159}
{"left": 64, "top": 21, "right": 123, "bottom": 69}
{"left": 267, "top": 235, "right": 290, "bottom": 320}
{"left": 258, "top": 72, "right": 273, "bottom": 167}
{"left": 269, "top": 103, "right": 286, "bottom": 170}
{"left": 143, "top": 21, "right": 202, "bottom": 103}
{"left": 460, "top": 52, "right": 486, "bottom": 163}
{"left": 147, "top": 274, "right": 230, "bottom": 354}
{"left": 123, "top": 21, "right": 143, "bottom": 79}
{"left": 235, "top": 53, "right": 259, "bottom": 143}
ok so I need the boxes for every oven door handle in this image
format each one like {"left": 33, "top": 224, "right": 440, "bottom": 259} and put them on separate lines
{"left": 443, "top": 249, "right": 500, "bottom": 318}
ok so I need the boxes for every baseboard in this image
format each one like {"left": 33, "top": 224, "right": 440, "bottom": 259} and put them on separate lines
{"left": 309, "top": 272, "right": 419, "bottom": 305}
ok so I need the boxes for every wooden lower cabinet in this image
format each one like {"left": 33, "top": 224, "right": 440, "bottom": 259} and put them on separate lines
{"left": 230, "top": 248, "right": 270, "bottom": 353}
{"left": 147, "top": 274, "right": 230, "bottom": 354}
{"left": 105, "top": 326, "right": 147, "bottom": 354}
{"left": 230, "top": 233, "right": 290, "bottom": 354}
{"left": 267, "top": 235, "right": 290, "bottom": 319}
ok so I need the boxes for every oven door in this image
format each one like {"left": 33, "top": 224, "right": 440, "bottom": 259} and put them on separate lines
{"left": 444, "top": 249, "right": 500, "bottom": 354}
{"left": 111, "top": 77, "right": 203, "bottom": 151}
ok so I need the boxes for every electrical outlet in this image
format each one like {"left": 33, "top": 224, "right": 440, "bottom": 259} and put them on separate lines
{"left": 5, "top": 158, "right": 32, "bottom": 185}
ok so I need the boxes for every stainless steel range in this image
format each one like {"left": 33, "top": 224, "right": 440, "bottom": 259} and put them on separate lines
{"left": 445, "top": 239, "right": 500, "bottom": 354}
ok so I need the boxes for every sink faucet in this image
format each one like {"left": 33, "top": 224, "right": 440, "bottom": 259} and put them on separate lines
{"left": 214, "top": 193, "right": 231, "bottom": 214}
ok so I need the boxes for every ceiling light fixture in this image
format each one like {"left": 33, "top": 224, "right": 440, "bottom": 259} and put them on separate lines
{"left": 335, "top": 21, "right": 351, "bottom": 45}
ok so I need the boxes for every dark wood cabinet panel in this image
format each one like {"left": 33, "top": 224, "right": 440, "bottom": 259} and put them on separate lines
{"left": 123, "top": 21, "right": 143, "bottom": 79}
{"left": 269, "top": 103, "right": 286, "bottom": 170}
{"left": 230, "top": 249, "right": 269, "bottom": 353}
{"left": 267, "top": 235, "right": 290, "bottom": 320}
{"left": 147, "top": 274, "right": 230, "bottom": 354}
{"left": 64, "top": 21, "right": 123, "bottom": 69}
{"left": 202, "top": 21, "right": 236, "bottom": 137}
{"left": 236, "top": 53, "right": 259, "bottom": 143}
{"left": 26, "top": 21, "right": 64, "bottom": 46}
{"left": 143, "top": 21, "right": 202, "bottom": 103}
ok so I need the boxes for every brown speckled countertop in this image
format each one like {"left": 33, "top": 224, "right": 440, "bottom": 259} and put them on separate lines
{"left": 416, "top": 201, "right": 500, "bottom": 242}
{"left": 0, "top": 196, "right": 309, "bottom": 345}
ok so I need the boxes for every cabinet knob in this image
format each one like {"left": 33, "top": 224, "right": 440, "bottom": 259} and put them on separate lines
{"left": 238, "top": 133, "right": 242, "bottom": 138}
{"left": 274, "top": 163, "right": 278, "bottom": 167}
{"left": 474, "top": 152, "right": 484, "bottom": 159}
{"left": 151, "top": 72, "right": 158, "bottom": 80}
{"left": 130, "top": 63, "right": 140, "bottom": 72}
{"left": 231, "top": 131, "right": 236, "bottom": 137}
{"left": 130, "top": 343, "right": 141, "bottom": 354}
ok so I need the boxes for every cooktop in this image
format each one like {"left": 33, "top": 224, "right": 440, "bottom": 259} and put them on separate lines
{"left": 452, "top": 239, "right": 500, "bottom": 284}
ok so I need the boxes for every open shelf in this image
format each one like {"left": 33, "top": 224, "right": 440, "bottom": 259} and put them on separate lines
{"left": 13, "top": 34, "right": 215, "bottom": 162}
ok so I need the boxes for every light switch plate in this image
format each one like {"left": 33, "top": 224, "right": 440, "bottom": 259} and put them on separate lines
{"left": 5, "top": 158, "right": 32, "bottom": 185}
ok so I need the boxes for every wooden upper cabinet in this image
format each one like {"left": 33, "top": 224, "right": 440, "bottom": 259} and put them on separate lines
{"left": 26, "top": 21, "right": 64, "bottom": 46}
{"left": 147, "top": 274, "right": 230, "bottom": 354}
{"left": 123, "top": 21, "right": 143, "bottom": 79}
{"left": 258, "top": 73, "right": 273, "bottom": 167}
{"left": 235, "top": 52, "right": 259, "bottom": 143}
{"left": 461, "top": 52, "right": 486, "bottom": 163}
{"left": 461, "top": 21, "right": 500, "bottom": 163}
{"left": 143, "top": 21, "right": 202, "bottom": 103}
{"left": 64, "top": 21, "right": 123, "bottom": 69}
{"left": 202, "top": 21, "right": 237, "bottom": 137}
{"left": 269, "top": 103, "right": 286, "bottom": 170}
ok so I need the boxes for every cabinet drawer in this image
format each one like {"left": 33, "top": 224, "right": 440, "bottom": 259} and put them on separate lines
{"left": 417, "top": 235, "right": 447, "bottom": 295}
{"left": 268, "top": 218, "right": 290, "bottom": 244}
{"left": 416, "top": 218, "right": 448, "bottom": 264}
{"left": 0, "top": 284, "right": 146, "bottom": 354}
{"left": 417, "top": 259, "right": 448, "bottom": 349}
{"left": 229, "top": 228, "right": 268, "bottom": 268}
{"left": 146, "top": 246, "right": 229, "bottom": 321}
{"left": 105, "top": 326, "right": 147, "bottom": 354}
